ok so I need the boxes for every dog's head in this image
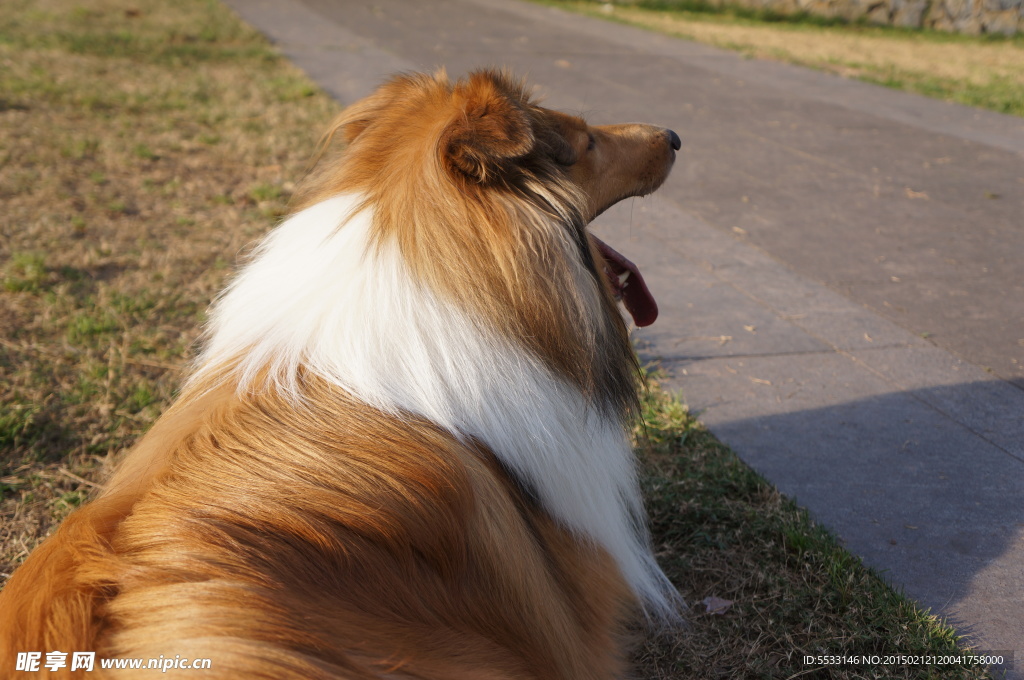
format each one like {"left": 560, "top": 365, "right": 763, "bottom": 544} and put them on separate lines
{"left": 293, "top": 69, "right": 678, "bottom": 410}
{"left": 305, "top": 69, "right": 676, "bottom": 217}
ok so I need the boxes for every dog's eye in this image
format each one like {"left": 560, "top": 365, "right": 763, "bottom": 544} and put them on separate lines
{"left": 586, "top": 134, "right": 596, "bottom": 152}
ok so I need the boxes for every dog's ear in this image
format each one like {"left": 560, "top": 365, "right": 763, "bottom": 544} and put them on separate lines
{"left": 442, "top": 71, "right": 535, "bottom": 182}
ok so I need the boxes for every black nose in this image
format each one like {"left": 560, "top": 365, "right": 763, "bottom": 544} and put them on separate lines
{"left": 667, "top": 129, "right": 681, "bottom": 151}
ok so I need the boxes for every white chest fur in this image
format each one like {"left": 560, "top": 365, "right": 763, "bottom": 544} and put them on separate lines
{"left": 194, "top": 195, "right": 677, "bottom": 618}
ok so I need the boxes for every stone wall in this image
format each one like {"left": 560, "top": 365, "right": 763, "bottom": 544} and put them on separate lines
{"left": 637, "top": 0, "right": 1024, "bottom": 34}
{"left": 921, "top": 0, "right": 1023, "bottom": 35}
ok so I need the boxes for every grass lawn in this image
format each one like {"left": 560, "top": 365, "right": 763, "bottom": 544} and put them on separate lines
{"left": 536, "top": 0, "right": 1024, "bottom": 117}
{"left": 0, "top": 0, "right": 336, "bottom": 573}
{"left": 0, "top": 0, "right": 997, "bottom": 677}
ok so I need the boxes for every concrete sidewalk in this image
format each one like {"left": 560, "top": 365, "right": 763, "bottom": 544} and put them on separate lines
{"left": 221, "top": 0, "right": 1024, "bottom": 673}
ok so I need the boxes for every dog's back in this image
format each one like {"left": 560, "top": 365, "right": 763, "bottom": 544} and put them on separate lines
{"left": 2, "top": 375, "right": 634, "bottom": 678}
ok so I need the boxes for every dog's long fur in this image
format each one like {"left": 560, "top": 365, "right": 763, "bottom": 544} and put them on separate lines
{"left": 0, "top": 69, "right": 680, "bottom": 678}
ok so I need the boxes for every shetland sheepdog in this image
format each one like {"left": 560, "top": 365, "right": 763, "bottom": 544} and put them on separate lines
{"left": 0, "top": 69, "right": 682, "bottom": 678}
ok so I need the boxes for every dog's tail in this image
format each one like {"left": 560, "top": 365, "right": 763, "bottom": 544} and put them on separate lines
{"left": 0, "top": 494, "right": 131, "bottom": 676}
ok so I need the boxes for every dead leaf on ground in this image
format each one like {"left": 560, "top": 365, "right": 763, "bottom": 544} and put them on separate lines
{"left": 701, "top": 596, "right": 734, "bottom": 615}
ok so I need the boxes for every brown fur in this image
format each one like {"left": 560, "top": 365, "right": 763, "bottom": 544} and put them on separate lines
{"left": 0, "top": 69, "right": 677, "bottom": 678}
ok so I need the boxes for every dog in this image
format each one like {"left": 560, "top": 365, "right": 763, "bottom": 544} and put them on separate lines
{"left": 0, "top": 69, "right": 681, "bottom": 678}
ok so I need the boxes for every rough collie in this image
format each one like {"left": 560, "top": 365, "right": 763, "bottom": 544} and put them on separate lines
{"left": 0, "top": 69, "right": 681, "bottom": 678}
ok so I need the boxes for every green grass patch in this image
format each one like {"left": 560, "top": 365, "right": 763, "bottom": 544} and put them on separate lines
{"left": 3, "top": 252, "right": 48, "bottom": 292}
{"left": 632, "top": 371, "right": 993, "bottom": 678}
{"left": 861, "top": 69, "right": 1024, "bottom": 115}
{"left": 610, "top": 0, "right": 869, "bottom": 27}
{"left": 0, "top": 402, "right": 43, "bottom": 448}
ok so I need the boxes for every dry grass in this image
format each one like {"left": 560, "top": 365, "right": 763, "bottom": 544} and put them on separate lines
{"left": 0, "top": 0, "right": 997, "bottom": 677}
{"left": 543, "top": 1, "right": 1024, "bottom": 116}
{"left": 620, "top": 9, "right": 1022, "bottom": 84}
{"left": 0, "top": 0, "right": 337, "bottom": 576}
{"left": 630, "top": 375, "right": 993, "bottom": 678}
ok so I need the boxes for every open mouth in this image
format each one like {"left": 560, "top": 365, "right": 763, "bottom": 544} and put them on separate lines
{"left": 592, "top": 236, "right": 658, "bottom": 327}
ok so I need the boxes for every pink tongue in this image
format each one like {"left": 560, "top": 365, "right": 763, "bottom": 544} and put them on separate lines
{"left": 592, "top": 236, "right": 658, "bottom": 327}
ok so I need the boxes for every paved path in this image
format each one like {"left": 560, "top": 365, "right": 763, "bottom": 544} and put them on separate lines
{"left": 222, "top": 0, "right": 1024, "bottom": 673}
